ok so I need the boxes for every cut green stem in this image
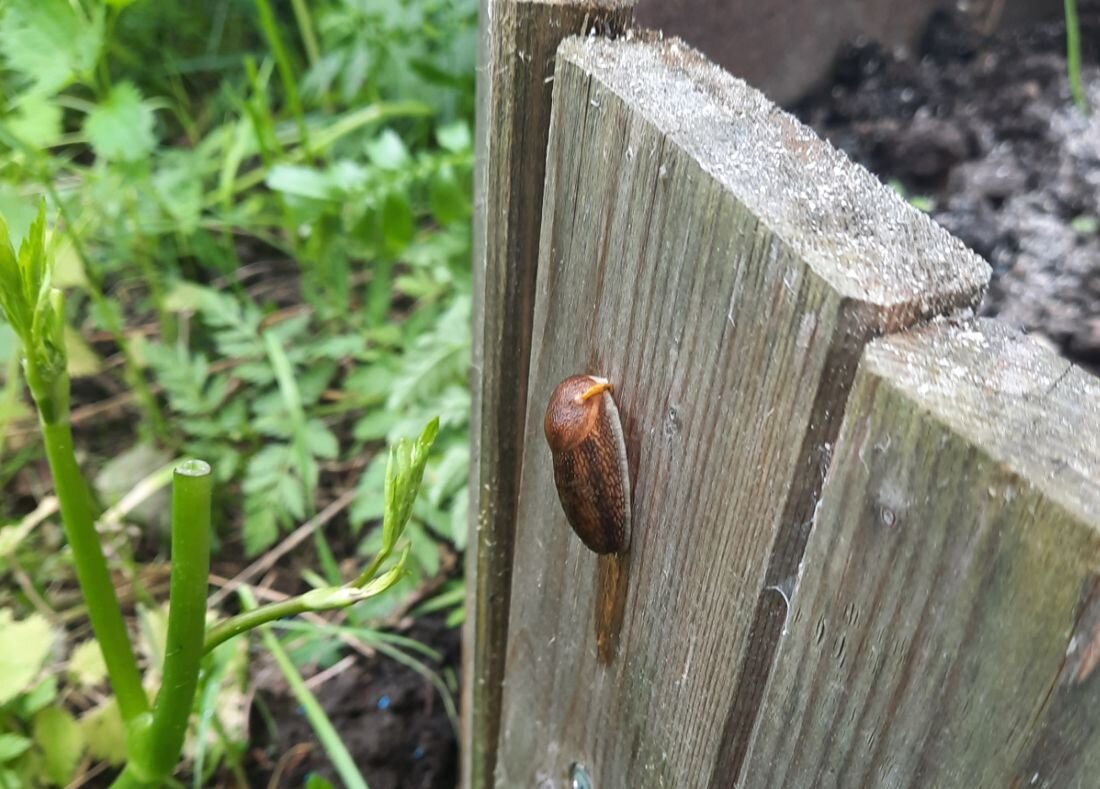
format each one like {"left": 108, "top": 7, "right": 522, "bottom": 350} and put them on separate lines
{"left": 41, "top": 419, "right": 148, "bottom": 724}
{"left": 139, "top": 460, "right": 213, "bottom": 780}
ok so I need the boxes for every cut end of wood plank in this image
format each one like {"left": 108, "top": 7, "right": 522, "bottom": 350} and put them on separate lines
{"left": 865, "top": 318, "right": 1100, "bottom": 528}
{"left": 556, "top": 33, "right": 991, "bottom": 314}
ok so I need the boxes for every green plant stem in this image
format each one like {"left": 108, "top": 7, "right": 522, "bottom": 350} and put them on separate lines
{"left": 242, "top": 588, "right": 369, "bottom": 789}
{"left": 204, "top": 586, "right": 371, "bottom": 653}
{"left": 351, "top": 540, "right": 395, "bottom": 589}
{"left": 1065, "top": 0, "right": 1088, "bottom": 112}
{"left": 252, "top": 0, "right": 311, "bottom": 154}
{"left": 289, "top": 0, "right": 320, "bottom": 66}
{"left": 108, "top": 765, "right": 152, "bottom": 788}
{"left": 41, "top": 419, "right": 148, "bottom": 724}
{"left": 139, "top": 461, "right": 213, "bottom": 780}
{"left": 204, "top": 554, "right": 407, "bottom": 653}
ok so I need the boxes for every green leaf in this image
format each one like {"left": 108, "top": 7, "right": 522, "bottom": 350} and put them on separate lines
{"left": 366, "top": 129, "right": 410, "bottom": 171}
{"left": 350, "top": 454, "right": 387, "bottom": 528}
{"left": 67, "top": 639, "right": 107, "bottom": 688}
{"left": 0, "top": 187, "right": 38, "bottom": 246}
{"left": 83, "top": 82, "right": 157, "bottom": 162}
{"left": 162, "top": 280, "right": 205, "bottom": 312}
{"left": 33, "top": 707, "right": 83, "bottom": 785}
{"left": 0, "top": 735, "right": 31, "bottom": 764}
{"left": 406, "top": 521, "right": 440, "bottom": 577}
{"left": 64, "top": 324, "right": 101, "bottom": 377}
{"left": 304, "top": 420, "right": 339, "bottom": 459}
{"left": 13, "top": 676, "right": 56, "bottom": 718}
{"left": 153, "top": 150, "right": 203, "bottom": 233}
{"left": 0, "top": 609, "right": 54, "bottom": 705}
{"left": 79, "top": 698, "right": 127, "bottom": 765}
{"left": 353, "top": 409, "right": 391, "bottom": 442}
{"left": 277, "top": 474, "right": 306, "bottom": 520}
{"left": 380, "top": 192, "right": 414, "bottom": 256}
{"left": 0, "top": 205, "right": 38, "bottom": 341}
{"left": 5, "top": 93, "right": 62, "bottom": 143}
{"left": 0, "top": 0, "right": 103, "bottom": 95}
{"left": 429, "top": 166, "right": 470, "bottom": 226}
{"left": 436, "top": 121, "right": 471, "bottom": 153}
{"left": 243, "top": 506, "right": 278, "bottom": 557}
{"left": 450, "top": 485, "right": 469, "bottom": 551}
{"left": 266, "top": 164, "right": 334, "bottom": 201}
{"left": 306, "top": 774, "right": 336, "bottom": 789}
{"left": 51, "top": 238, "right": 88, "bottom": 290}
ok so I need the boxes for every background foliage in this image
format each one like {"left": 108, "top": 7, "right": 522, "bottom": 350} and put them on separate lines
{"left": 0, "top": 0, "right": 475, "bottom": 784}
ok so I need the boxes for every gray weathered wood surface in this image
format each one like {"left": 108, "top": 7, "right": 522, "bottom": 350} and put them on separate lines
{"left": 740, "top": 320, "right": 1100, "bottom": 788}
{"left": 464, "top": 2, "right": 636, "bottom": 787}
{"left": 494, "top": 34, "right": 989, "bottom": 787}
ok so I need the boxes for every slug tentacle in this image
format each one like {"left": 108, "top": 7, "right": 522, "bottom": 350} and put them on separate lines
{"left": 544, "top": 375, "right": 631, "bottom": 554}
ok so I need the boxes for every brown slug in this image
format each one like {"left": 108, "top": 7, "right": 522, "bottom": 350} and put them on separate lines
{"left": 543, "top": 375, "right": 631, "bottom": 554}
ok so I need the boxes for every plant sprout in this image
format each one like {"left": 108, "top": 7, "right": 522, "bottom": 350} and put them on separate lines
{"left": 0, "top": 202, "right": 438, "bottom": 787}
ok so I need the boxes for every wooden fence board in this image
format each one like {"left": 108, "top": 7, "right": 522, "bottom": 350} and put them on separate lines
{"left": 464, "top": 3, "right": 636, "bottom": 786}
{"left": 740, "top": 320, "right": 1100, "bottom": 787}
{"left": 495, "top": 35, "right": 989, "bottom": 787}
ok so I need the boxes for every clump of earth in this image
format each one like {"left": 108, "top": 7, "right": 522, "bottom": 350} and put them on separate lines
{"left": 794, "top": 4, "right": 1100, "bottom": 372}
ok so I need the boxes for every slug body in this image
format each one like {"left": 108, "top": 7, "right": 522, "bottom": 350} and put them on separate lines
{"left": 543, "top": 375, "right": 631, "bottom": 554}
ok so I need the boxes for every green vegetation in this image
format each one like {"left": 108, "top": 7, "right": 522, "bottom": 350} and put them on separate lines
{"left": 0, "top": 0, "right": 475, "bottom": 784}
{"left": 1064, "top": 0, "right": 1088, "bottom": 113}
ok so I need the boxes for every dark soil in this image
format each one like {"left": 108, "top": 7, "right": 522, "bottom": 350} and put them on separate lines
{"left": 247, "top": 615, "right": 460, "bottom": 789}
{"left": 794, "top": 4, "right": 1100, "bottom": 372}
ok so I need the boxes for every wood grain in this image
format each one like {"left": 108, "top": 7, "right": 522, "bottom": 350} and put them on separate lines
{"left": 464, "top": 2, "right": 635, "bottom": 787}
{"left": 495, "top": 35, "right": 988, "bottom": 787}
{"left": 740, "top": 320, "right": 1100, "bottom": 787}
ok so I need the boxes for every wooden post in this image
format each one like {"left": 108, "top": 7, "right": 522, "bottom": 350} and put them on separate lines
{"left": 494, "top": 35, "right": 989, "bottom": 786}
{"left": 464, "top": 2, "right": 636, "bottom": 787}
{"left": 740, "top": 320, "right": 1100, "bottom": 787}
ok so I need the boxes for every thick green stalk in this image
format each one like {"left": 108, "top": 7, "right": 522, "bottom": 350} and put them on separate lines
{"left": 138, "top": 460, "right": 212, "bottom": 780}
{"left": 41, "top": 419, "right": 148, "bottom": 723}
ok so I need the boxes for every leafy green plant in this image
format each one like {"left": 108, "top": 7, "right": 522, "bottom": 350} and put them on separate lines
{"left": 1, "top": 0, "right": 475, "bottom": 782}
{"left": 0, "top": 206, "right": 439, "bottom": 786}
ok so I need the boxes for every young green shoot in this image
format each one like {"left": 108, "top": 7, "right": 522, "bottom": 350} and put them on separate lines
{"left": 204, "top": 416, "right": 440, "bottom": 652}
{"left": 1065, "top": 0, "right": 1088, "bottom": 112}
{"left": 0, "top": 203, "right": 148, "bottom": 724}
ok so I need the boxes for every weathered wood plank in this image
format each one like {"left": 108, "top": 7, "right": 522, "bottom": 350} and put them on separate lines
{"left": 495, "top": 35, "right": 989, "bottom": 787}
{"left": 464, "top": 2, "right": 635, "bottom": 787}
{"left": 740, "top": 320, "right": 1100, "bottom": 787}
